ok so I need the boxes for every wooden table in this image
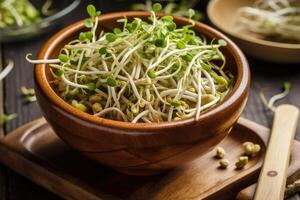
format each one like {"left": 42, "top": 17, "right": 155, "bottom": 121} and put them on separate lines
{"left": 0, "top": 1, "right": 300, "bottom": 199}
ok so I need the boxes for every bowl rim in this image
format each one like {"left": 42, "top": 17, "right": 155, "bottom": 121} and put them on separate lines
{"left": 35, "top": 11, "right": 250, "bottom": 130}
{"left": 0, "top": 0, "right": 81, "bottom": 32}
{"left": 207, "top": 0, "right": 300, "bottom": 50}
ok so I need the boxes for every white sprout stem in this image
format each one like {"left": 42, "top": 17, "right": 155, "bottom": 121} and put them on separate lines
{"left": 93, "top": 89, "right": 107, "bottom": 99}
{"left": 117, "top": 84, "right": 127, "bottom": 101}
{"left": 182, "top": 50, "right": 210, "bottom": 85}
{"left": 152, "top": 84, "right": 168, "bottom": 104}
{"left": 156, "top": 65, "right": 182, "bottom": 80}
{"left": 259, "top": 91, "right": 276, "bottom": 112}
{"left": 174, "top": 78, "right": 184, "bottom": 101}
{"left": 92, "top": 16, "right": 99, "bottom": 43}
{"left": 132, "top": 110, "right": 150, "bottom": 123}
{"left": 196, "top": 70, "right": 202, "bottom": 120}
{"left": 61, "top": 75, "right": 88, "bottom": 89}
{"left": 168, "top": 107, "right": 174, "bottom": 122}
{"left": 156, "top": 61, "right": 176, "bottom": 75}
{"left": 268, "top": 90, "right": 290, "bottom": 109}
{"left": 160, "top": 89, "right": 198, "bottom": 98}
{"left": 202, "top": 70, "right": 216, "bottom": 96}
{"left": 65, "top": 44, "right": 103, "bottom": 49}
{"left": 105, "top": 87, "right": 112, "bottom": 108}
{"left": 75, "top": 51, "right": 85, "bottom": 83}
{"left": 122, "top": 69, "right": 142, "bottom": 100}
{"left": 130, "top": 64, "right": 137, "bottom": 78}
{"left": 94, "top": 107, "right": 128, "bottom": 122}
{"left": 149, "top": 104, "right": 168, "bottom": 118}
{"left": 111, "top": 87, "right": 120, "bottom": 109}
{"left": 26, "top": 54, "right": 60, "bottom": 64}
{"left": 50, "top": 64, "right": 108, "bottom": 75}
{"left": 149, "top": 45, "right": 221, "bottom": 70}
{"left": 0, "top": 60, "right": 14, "bottom": 81}
{"left": 114, "top": 42, "right": 145, "bottom": 76}
{"left": 134, "top": 62, "right": 141, "bottom": 79}
{"left": 185, "top": 95, "right": 220, "bottom": 114}
{"left": 141, "top": 117, "right": 152, "bottom": 123}
{"left": 156, "top": 36, "right": 170, "bottom": 61}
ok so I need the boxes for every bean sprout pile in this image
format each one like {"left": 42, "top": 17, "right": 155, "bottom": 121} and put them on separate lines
{"left": 27, "top": 4, "right": 234, "bottom": 123}
{"left": 237, "top": 0, "right": 300, "bottom": 43}
{"left": 132, "top": 0, "right": 203, "bottom": 21}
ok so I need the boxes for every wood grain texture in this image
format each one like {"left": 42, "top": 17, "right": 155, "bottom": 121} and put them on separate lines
{"left": 0, "top": 2, "right": 88, "bottom": 199}
{"left": 1, "top": 31, "right": 61, "bottom": 200}
{"left": 0, "top": 118, "right": 266, "bottom": 200}
{"left": 0, "top": 117, "right": 300, "bottom": 200}
{"left": 242, "top": 58, "right": 300, "bottom": 139}
{"left": 0, "top": 46, "right": 7, "bottom": 200}
{"left": 0, "top": 0, "right": 299, "bottom": 199}
{"left": 0, "top": 166, "right": 6, "bottom": 200}
{"left": 254, "top": 105, "right": 299, "bottom": 200}
{"left": 0, "top": 46, "right": 4, "bottom": 137}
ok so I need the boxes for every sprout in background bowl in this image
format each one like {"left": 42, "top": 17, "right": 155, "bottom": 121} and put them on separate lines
{"left": 237, "top": 0, "right": 300, "bottom": 43}
{"left": 0, "top": 0, "right": 55, "bottom": 28}
{"left": 0, "top": 0, "right": 81, "bottom": 42}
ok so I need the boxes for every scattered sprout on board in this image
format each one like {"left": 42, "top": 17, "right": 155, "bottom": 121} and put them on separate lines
{"left": 259, "top": 81, "right": 291, "bottom": 112}
{"left": 0, "top": 59, "right": 16, "bottom": 125}
{"left": 0, "top": 0, "right": 54, "bottom": 28}
{"left": 0, "top": 113, "right": 17, "bottom": 125}
{"left": 0, "top": 59, "right": 14, "bottom": 80}
{"left": 132, "top": 0, "right": 204, "bottom": 21}
{"left": 27, "top": 4, "right": 234, "bottom": 123}
{"left": 0, "top": 59, "right": 14, "bottom": 128}
{"left": 21, "top": 86, "right": 36, "bottom": 103}
{"left": 237, "top": 0, "right": 300, "bottom": 43}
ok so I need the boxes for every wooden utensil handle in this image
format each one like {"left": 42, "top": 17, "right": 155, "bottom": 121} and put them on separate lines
{"left": 254, "top": 105, "right": 299, "bottom": 200}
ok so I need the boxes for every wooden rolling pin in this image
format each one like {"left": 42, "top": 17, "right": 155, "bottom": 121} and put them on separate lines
{"left": 253, "top": 105, "right": 299, "bottom": 200}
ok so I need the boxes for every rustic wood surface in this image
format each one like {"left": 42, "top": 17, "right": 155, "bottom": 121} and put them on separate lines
{"left": 0, "top": 117, "right": 300, "bottom": 200}
{"left": 0, "top": 118, "right": 287, "bottom": 200}
{"left": 0, "top": 0, "right": 300, "bottom": 199}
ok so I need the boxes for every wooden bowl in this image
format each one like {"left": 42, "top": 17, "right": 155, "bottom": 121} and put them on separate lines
{"left": 34, "top": 11, "right": 250, "bottom": 176}
{"left": 207, "top": 0, "right": 300, "bottom": 64}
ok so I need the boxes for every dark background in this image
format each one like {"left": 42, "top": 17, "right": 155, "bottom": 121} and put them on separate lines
{"left": 1, "top": 0, "right": 300, "bottom": 199}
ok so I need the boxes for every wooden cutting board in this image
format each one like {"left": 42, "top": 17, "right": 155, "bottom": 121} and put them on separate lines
{"left": 0, "top": 117, "right": 299, "bottom": 200}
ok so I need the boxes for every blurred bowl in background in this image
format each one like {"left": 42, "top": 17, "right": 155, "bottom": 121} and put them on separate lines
{"left": 0, "top": 0, "right": 81, "bottom": 43}
{"left": 207, "top": 0, "right": 300, "bottom": 64}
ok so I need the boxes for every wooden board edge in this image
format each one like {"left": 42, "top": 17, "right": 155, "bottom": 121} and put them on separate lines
{"left": 1, "top": 117, "right": 300, "bottom": 200}
{"left": 237, "top": 118, "right": 269, "bottom": 144}
{"left": 0, "top": 119, "right": 104, "bottom": 200}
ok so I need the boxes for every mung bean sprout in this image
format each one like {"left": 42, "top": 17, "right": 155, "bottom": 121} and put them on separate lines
{"left": 27, "top": 4, "right": 234, "bottom": 123}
